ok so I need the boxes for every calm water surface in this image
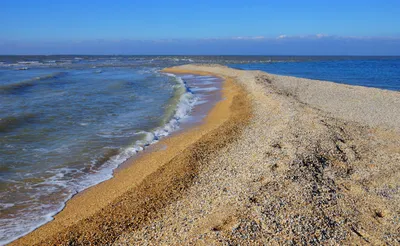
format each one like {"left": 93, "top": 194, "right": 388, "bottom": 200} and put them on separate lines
{"left": 229, "top": 57, "right": 400, "bottom": 91}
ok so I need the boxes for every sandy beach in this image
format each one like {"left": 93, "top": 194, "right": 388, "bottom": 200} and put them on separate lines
{"left": 13, "top": 65, "right": 399, "bottom": 245}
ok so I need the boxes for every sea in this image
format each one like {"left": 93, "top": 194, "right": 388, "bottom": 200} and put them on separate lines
{"left": 0, "top": 55, "right": 399, "bottom": 244}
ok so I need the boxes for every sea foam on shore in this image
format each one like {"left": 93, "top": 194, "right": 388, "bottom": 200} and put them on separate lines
{"left": 0, "top": 68, "right": 222, "bottom": 245}
{"left": 8, "top": 64, "right": 400, "bottom": 246}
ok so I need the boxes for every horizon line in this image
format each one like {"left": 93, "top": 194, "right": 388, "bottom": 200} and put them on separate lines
{"left": 1, "top": 54, "right": 400, "bottom": 57}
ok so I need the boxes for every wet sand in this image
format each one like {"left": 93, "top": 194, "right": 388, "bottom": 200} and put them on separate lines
{"left": 12, "top": 68, "right": 251, "bottom": 245}
{"left": 13, "top": 65, "right": 400, "bottom": 245}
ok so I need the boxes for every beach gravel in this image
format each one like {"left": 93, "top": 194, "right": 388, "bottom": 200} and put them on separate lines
{"left": 13, "top": 65, "right": 400, "bottom": 245}
{"left": 116, "top": 65, "right": 400, "bottom": 245}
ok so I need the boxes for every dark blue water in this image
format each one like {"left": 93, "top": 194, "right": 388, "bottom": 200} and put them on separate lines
{"left": 229, "top": 58, "right": 400, "bottom": 91}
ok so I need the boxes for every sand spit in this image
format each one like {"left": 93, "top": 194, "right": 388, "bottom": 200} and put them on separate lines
{"left": 116, "top": 65, "right": 399, "bottom": 245}
{"left": 15, "top": 65, "right": 399, "bottom": 245}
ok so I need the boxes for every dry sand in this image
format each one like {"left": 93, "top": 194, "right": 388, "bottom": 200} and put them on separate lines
{"left": 13, "top": 65, "right": 399, "bottom": 245}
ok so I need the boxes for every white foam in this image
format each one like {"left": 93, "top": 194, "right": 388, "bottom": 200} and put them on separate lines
{"left": 0, "top": 72, "right": 204, "bottom": 245}
{"left": 193, "top": 80, "right": 215, "bottom": 85}
{"left": 197, "top": 76, "right": 220, "bottom": 82}
{"left": 190, "top": 86, "right": 219, "bottom": 92}
{"left": 0, "top": 203, "right": 14, "bottom": 209}
{"left": 91, "top": 73, "right": 197, "bottom": 181}
{"left": 17, "top": 61, "right": 40, "bottom": 65}
{"left": 181, "top": 74, "right": 195, "bottom": 79}
{"left": 194, "top": 100, "right": 208, "bottom": 105}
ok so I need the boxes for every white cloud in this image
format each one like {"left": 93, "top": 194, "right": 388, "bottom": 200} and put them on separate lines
{"left": 316, "top": 34, "right": 329, "bottom": 38}
{"left": 274, "top": 34, "right": 400, "bottom": 41}
{"left": 277, "top": 35, "right": 287, "bottom": 39}
{"left": 276, "top": 34, "right": 330, "bottom": 40}
{"left": 231, "top": 36, "right": 266, "bottom": 40}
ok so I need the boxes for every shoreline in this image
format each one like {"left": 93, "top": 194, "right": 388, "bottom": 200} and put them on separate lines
{"left": 1, "top": 71, "right": 222, "bottom": 245}
{"left": 116, "top": 65, "right": 399, "bottom": 245}
{"left": 11, "top": 64, "right": 400, "bottom": 245}
{"left": 12, "top": 67, "right": 251, "bottom": 245}
{"left": 117, "top": 72, "right": 224, "bottom": 171}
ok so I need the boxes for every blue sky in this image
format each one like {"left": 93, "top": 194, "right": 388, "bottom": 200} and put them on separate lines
{"left": 1, "top": 0, "right": 400, "bottom": 55}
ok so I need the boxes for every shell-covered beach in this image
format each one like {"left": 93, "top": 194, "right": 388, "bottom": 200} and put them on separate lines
{"left": 13, "top": 64, "right": 400, "bottom": 245}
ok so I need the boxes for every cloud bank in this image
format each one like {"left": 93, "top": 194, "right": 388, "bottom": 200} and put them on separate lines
{"left": 1, "top": 35, "right": 399, "bottom": 55}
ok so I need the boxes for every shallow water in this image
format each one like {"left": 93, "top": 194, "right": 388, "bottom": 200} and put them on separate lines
{"left": 0, "top": 56, "right": 222, "bottom": 244}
